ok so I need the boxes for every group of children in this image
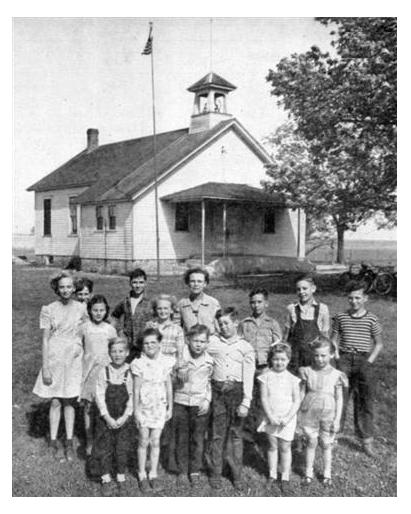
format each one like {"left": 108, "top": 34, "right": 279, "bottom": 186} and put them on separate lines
{"left": 33, "top": 267, "right": 383, "bottom": 496}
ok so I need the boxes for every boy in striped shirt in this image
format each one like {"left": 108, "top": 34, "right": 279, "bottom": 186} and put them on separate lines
{"left": 331, "top": 280, "right": 383, "bottom": 457}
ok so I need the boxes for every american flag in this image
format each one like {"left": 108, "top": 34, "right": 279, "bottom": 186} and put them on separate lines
{"left": 142, "top": 24, "right": 153, "bottom": 55}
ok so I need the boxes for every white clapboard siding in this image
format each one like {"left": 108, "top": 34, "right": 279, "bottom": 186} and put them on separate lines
{"left": 79, "top": 202, "right": 133, "bottom": 260}
{"left": 132, "top": 129, "right": 302, "bottom": 260}
{"left": 33, "top": 188, "right": 87, "bottom": 256}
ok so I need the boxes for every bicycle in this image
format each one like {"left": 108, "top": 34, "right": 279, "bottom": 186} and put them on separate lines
{"left": 338, "top": 262, "right": 396, "bottom": 296}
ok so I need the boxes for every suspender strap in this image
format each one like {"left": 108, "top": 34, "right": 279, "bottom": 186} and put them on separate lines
{"left": 314, "top": 303, "right": 320, "bottom": 322}
{"left": 105, "top": 366, "right": 110, "bottom": 382}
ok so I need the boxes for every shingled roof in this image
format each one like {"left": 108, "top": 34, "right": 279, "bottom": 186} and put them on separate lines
{"left": 187, "top": 72, "right": 237, "bottom": 93}
{"left": 27, "top": 118, "right": 272, "bottom": 204}
{"left": 161, "top": 182, "right": 284, "bottom": 205}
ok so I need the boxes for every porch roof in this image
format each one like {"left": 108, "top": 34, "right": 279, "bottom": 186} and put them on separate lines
{"left": 161, "top": 182, "right": 285, "bottom": 205}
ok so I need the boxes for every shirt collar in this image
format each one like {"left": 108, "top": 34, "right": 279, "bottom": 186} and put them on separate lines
{"left": 296, "top": 299, "right": 318, "bottom": 308}
{"left": 242, "top": 314, "right": 271, "bottom": 323}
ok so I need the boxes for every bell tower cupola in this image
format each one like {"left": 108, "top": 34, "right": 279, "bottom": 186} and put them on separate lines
{"left": 188, "top": 72, "right": 236, "bottom": 134}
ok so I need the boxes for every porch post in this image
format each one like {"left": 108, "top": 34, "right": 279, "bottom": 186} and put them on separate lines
{"left": 201, "top": 199, "right": 205, "bottom": 267}
{"left": 222, "top": 201, "right": 227, "bottom": 258}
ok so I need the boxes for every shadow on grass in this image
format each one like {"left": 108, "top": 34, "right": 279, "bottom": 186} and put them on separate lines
{"left": 25, "top": 401, "right": 86, "bottom": 443}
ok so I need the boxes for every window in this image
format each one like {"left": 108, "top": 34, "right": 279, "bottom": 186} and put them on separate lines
{"left": 263, "top": 207, "right": 276, "bottom": 233}
{"left": 108, "top": 205, "right": 116, "bottom": 230}
{"left": 69, "top": 198, "right": 78, "bottom": 235}
{"left": 43, "top": 198, "right": 51, "bottom": 236}
{"left": 175, "top": 203, "right": 189, "bottom": 232}
{"left": 96, "top": 205, "right": 104, "bottom": 230}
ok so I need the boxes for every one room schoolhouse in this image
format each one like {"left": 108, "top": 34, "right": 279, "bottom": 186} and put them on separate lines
{"left": 27, "top": 72, "right": 307, "bottom": 275}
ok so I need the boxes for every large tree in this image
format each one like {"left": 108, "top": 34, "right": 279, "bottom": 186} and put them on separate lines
{"left": 264, "top": 17, "right": 396, "bottom": 263}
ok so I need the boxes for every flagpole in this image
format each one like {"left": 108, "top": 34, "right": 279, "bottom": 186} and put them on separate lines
{"left": 148, "top": 22, "right": 160, "bottom": 281}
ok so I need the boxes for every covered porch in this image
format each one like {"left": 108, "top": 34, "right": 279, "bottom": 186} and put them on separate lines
{"left": 161, "top": 182, "right": 305, "bottom": 267}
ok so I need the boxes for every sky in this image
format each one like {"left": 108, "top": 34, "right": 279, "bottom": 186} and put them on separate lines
{"left": 13, "top": 17, "right": 335, "bottom": 233}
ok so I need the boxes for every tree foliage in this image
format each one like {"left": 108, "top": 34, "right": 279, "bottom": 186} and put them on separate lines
{"left": 264, "top": 18, "right": 397, "bottom": 262}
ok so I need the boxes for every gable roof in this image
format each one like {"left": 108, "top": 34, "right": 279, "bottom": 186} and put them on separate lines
{"left": 27, "top": 127, "right": 188, "bottom": 193}
{"left": 161, "top": 182, "right": 284, "bottom": 205}
{"left": 28, "top": 118, "right": 272, "bottom": 205}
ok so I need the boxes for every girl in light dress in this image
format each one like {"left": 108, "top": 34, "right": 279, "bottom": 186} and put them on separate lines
{"left": 146, "top": 294, "right": 185, "bottom": 361}
{"left": 131, "top": 328, "right": 174, "bottom": 493}
{"left": 257, "top": 343, "right": 301, "bottom": 495}
{"left": 298, "top": 337, "right": 348, "bottom": 487}
{"left": 33, "top": 271, "right": 87, "bottom": 462}
{"left": 79, "top": 294, "right": 117, "bottom": 456}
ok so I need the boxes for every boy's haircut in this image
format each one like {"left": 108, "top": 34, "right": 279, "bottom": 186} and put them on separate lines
{"left": 74, "top": 276, "right": 94, "bottom": 293}
{"left": 108, "top": 336, "right": 129, "bottom": 352}
{"left": 184, "top": 267, "right": 210, "bottom": 285}
{"left": 249, "top": 287, "right": 269, "bottom": 299}
{"left": 142, "top": 327, "right": 163, "bottom": 342}
{"left": 50, "top": 271, "right": 74, "bottom": 294}
{"left": 295, "top": 273, "right": 316, "bottom": 286}
{"left": 87, "top": 294, "right": 110, "bottom": 321}
{"left": 215, "top": 306, "right": 238, "bottom": 321}
{"left": 129, "top": 268, "right": 147, "bottom": 281}
{"left": 346, "top": 280, "right": 368, "bottom": 295}
{"left": 187, "top": 324, "right": 210, "bottom": 340}
{"left": 151, "top": 294, "right": 178, "bottom": 316}
{"left": 310, "top": 335, "right": 336, "bottom": 354}
{"left": 268, "top": 343, "right": 292, "bottom": 363}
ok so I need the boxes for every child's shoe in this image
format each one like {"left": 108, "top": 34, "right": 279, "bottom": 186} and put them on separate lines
{"left": 209, "top": 476, "right": 222, "bottom": 490}
{"left": 149, "top": 477, "right": 162, "bottom": 492}
{"left": 190, "top": 473, "right": 201, "bottom": 488}
{"left": 65, "top": 439, "right": 75, "bottom": 462}
{"left": 101, "top": 481, "right": 113, "bottom": 497}
{"left": 322, "top": 477, "right": 333, "bottom": 487}
{"left": 117, "top": 481, "right": 127, "bottom": 496}
{"left": 176, "top": 474, "right": 190, "bottom": 489}
{"left": 266, "top": 477, "right": 281, "bottom": 496}
{"left": 301, "top": 476, "right": 313, "bottom": 487}
{"left": 363, "top": 440, "right": 376, "bottom": 457}
{"left": 280, "top": 480, "right": 293, "bottom": 496}
{"left": 233, "top": 478, "right": 247, "bottom": 493}
{"left": 138, "top": 478, "right": 150, "bottom": 494}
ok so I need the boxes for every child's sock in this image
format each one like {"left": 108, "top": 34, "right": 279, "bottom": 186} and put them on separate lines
{"left": 323, "top": 445, "right": 332, "bottom": 479}
{"left": 148, "top": 470, "right": 158, "bottom": 480}
{"left": 116, "top": 473, "right": 126, "bottom": 483}
{"left": 137, "top": 471, "right": 146, "bottom": 482}
{"left": 101, "top": 474, "right": 111, "bottom": 484}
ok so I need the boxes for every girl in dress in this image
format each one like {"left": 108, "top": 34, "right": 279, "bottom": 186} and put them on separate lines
{"left": 257, "top": 343, "right": 301, "bottom": 495}
{"left": 79, "top": 294, "right": 117, "bottom": 456}
{"left": 146, "top": 294, "right": 185, "bottom": 362}
{"left": 131, "top": 328, "right": 174, "bottom": 492}
{"left": 298, "top": 336, "right": 348, "bottom": 486}
{"left": 33, "top": 271, "right": 87, "bottom": 461}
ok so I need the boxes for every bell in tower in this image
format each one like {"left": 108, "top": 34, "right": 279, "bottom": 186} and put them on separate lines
{"left": 188, "top": 72, "right": 236, "bottom": 134}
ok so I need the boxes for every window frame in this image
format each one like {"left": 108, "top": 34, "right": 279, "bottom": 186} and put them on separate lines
{"left": 43, "top": 198, "right": 52, "bottom": 236}
{"left": 69, "top": 197, "right": 78, "bottom": 235}
{"left": 263, "top": 206, "right": 276, "bottom": 234}
{"left": 175, "top": 202, "right": 189, "bottom": 232}
{"left": 108, "top": 205, "right": 116, "bottom": 230}
{"left": 96, "top": 205, "right": 104, "bottom": 231}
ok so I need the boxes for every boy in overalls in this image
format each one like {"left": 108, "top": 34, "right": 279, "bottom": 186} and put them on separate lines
{"left": 92, "top": 337, "right": 133, "bottom": 496}
{"left": 284, "top": 275, "right": 330, "bottom": 375}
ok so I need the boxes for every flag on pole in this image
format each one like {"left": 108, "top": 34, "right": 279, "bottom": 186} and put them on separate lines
{"left": 142, "top": 24, "right": 153, "bottom": 55}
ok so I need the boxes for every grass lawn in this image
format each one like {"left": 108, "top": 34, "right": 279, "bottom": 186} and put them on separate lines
{"left": 12, "top": 266, "right": 397, "bottom": 497}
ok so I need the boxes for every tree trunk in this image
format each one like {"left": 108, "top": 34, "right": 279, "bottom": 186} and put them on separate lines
{"left": 336, "top": 225, "right": 345, "bottom": 264}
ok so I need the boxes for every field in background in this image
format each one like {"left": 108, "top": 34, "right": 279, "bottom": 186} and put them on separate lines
{"left": 308, "top": 239, "right": 397, "bottom": 266}
{"left": 12, "top": 265, "right": 396, "bottom": 497}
